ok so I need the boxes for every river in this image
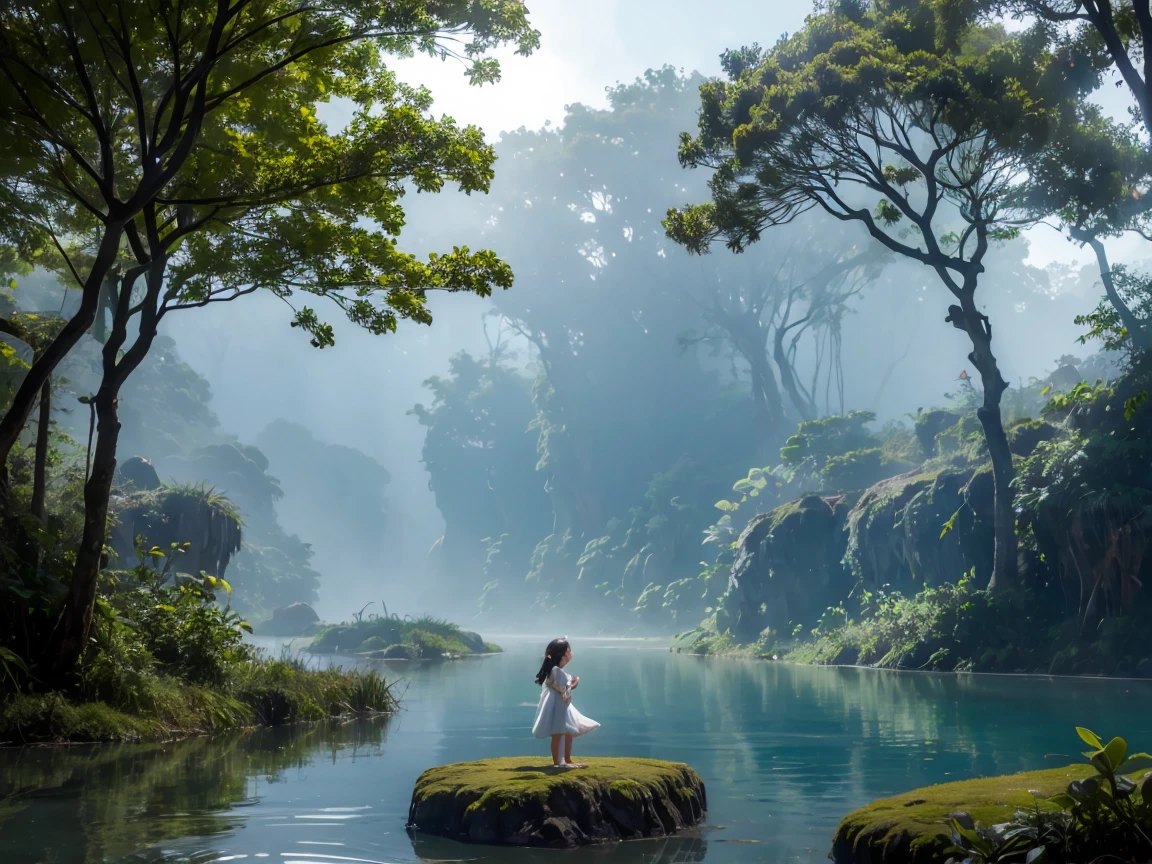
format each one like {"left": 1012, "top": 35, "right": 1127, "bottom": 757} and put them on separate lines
{"left": 3, "top": 636, "right": 1151, "bottom": 864}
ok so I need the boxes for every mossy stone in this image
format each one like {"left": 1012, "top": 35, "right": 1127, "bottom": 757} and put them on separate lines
{"left": 407, "top": 757, "right": 707, "bottom": 848}
{"left": 831, "top": 765, "right": 1148, "bottom": 864}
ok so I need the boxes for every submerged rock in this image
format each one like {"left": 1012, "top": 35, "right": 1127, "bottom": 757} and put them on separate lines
{"left": 382, "top": 643, "right": 416, "bottom": 660}
{"left": 407, "top": 757, "right": 707, "bottom": 848}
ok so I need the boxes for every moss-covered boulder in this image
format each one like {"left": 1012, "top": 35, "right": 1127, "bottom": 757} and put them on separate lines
{"left": 845, "top": 467, "right": 993, "bottom": 592}
{"left": 406, "top": 757, "right": 707, "bottom": 848}
{"left": 728, "top": 494, "right": 856, "bottom": 640}
{"left": 831, "top": 765, "right": 1146, "bottom": 864}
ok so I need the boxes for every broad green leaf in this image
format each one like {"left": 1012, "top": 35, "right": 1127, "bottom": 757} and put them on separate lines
{"left": 1076, "top": 727, "right": 1104, "bottom": 750}
{"left": 1103, "top": 736, "right": 1127, "bottom": 772}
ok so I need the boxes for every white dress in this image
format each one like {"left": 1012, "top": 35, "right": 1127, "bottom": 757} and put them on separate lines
{"left": 532, "top": 666, "right": 600, "bottom": 739}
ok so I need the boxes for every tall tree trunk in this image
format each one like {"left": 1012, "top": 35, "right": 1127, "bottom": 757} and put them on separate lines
{"left": 947, "top": 297, "right": 1017, "bottom": 592}
{"left": 0, "top": 225, "right": 123, "bottom": 478}
{"left": 50, "top": 257, "right": 162, "bottom": 678}
{"left": 50, "top": 386, "right": 121, "bottom": 677}
{"left": 773, "top": 327, "right": 817, "bottom": 421}
{"left": 30, "top": 377, "right": 50, "bottom": 524}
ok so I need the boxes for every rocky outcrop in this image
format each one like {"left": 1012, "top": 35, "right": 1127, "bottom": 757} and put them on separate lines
{"left": 257, "top": 602, "right": 321, "bottom": 636}
{"left": 727, "top": 494, "right": 855, "bottom": 641}
{"left": 845, "top": 468, "right": 993, "bottom": 592}
{"left": 108, "top": 483, "right": 242, "bottom": 578}
{"left": 721, "top": 466, "right": 998, "bottom": 641}
{"left": 115, "top": 456, "right": 161, "bottom": 491}
{"left": 407, "top": 757, "right": 706, "bottom": 848}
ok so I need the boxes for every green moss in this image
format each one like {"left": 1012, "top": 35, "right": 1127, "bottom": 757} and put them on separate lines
{"left": 412, "top": 757, "right": 702, "bottom": 815}
{"left": 834, "top": 765, "right": 1146, "bottom": 864}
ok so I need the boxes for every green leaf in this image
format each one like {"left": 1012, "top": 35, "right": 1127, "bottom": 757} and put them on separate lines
{"left": 1076, "top": 727, "right": 1104, "bottom": 750}
{"left": 1103, "top": 736, "right": 1127, "bottom": 772}
{"left": 1123, "top": 391, "right": 1148, "bottom": 422}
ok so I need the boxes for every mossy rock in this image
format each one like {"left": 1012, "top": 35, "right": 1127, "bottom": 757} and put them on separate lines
{"left": 727, "top": 494, "right": 856, "bottom": 640}
{"left": 831, "top": 765, "right": 1147, "bottom": 864}
{"left": 407, "top": 757, "right": 707, "bottom": 848}
{"left": 358, "top": 636, "right": 389, "bottom": 652}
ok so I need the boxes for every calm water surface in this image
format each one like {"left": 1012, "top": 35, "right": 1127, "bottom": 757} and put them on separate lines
{"left": 3, "top": 636, "right": 1152, "bottom": 864}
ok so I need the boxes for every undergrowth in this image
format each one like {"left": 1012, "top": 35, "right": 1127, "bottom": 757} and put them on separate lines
{"left": 689, "top": 572, "right": 1152, "bottom": 677}
{"left": 0, "top": 646, "right": 396, "bottom": 744}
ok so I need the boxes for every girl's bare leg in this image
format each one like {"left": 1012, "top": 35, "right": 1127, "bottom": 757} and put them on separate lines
{"left": 564, "top": 735, "right": 583, "bottom": 767}
{"left": 551, "top": 735, "right": 563, "bottom": 765}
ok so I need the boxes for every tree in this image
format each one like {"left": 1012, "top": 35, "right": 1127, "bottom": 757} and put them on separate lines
{"left": 992, "top": 0, "right": 1152, "bottom": 135}
{"left": 664, "top": 7, "right": 1095, "bottom": 591}
{"left": 681, "top": 225, "right": 882, "bottom": 440}
{"left": 0, "top": 0, "right": 539, "bottom": 480}
{"left": 1014, "top": 107, "right": 1152, "bottom": 352}
{"left": 0, "top": 0, "right": 539, "bottom": 677}
{"left": 409, "top": 326, "right": 551, "bottom": 592}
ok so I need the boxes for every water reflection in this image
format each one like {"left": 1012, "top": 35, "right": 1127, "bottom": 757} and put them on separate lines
{"left": 0, "top": 719, "right": 390, "bottom": 864}
{"left": 2, "top": 638, "right": 1151, "bottom": 864}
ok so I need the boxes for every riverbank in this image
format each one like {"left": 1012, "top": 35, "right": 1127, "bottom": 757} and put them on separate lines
{"left": 671, "top": 580, "right": 1152, "bottom": 678}
{"left": 832, "top": 726, "right": 1152, "bottom": 864}
{"left": 0, "top": 652, "right": 395, "bottom": 745}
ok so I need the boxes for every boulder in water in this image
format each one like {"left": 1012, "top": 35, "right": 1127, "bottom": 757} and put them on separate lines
{"left": 407, "top": 757, "right": 706, "bottom": 848}
{"left": 259, "top": 602, "right": 321, "bottom": 636}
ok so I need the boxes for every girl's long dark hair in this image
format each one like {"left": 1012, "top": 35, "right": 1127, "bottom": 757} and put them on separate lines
{"left": 534, "top": 637, "right": 570, "bottom": 685}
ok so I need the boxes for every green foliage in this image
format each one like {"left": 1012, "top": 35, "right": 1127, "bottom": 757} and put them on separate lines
{"left": 98, "top": 541, "right": 252, "bottom": 688}
{"left": 309, "top": 612, "right": 497, "bottom": 659}
{"left": 788, "top": 572, "right": 1044, "bottom": 671}
{"left": 780, "top": 411, "right": 879, "bottom": 473}
{"left": 941, "top": 728, "right": 1152, "bottom": 864}
{"left": 1073, "top": 265, "right": 1152, "bottom": 361}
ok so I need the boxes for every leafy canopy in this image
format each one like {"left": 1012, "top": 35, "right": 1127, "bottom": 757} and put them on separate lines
{"left": 0, "top": 0, "right": 540, "bottom": 345}
{"left": 664, "top": 0, "right": 1099, "bottom": 294}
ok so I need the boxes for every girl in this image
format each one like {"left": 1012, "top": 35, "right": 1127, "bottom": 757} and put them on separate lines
{"left": 531, "top": 637, "right": 599, "bottom": 768}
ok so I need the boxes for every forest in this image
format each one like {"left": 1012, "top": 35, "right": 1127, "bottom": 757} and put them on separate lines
{"left": 2, "top": 0, "right": 1152, "bottom": 747}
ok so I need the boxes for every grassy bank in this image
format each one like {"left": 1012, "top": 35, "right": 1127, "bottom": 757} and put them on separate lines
{"left": 0, "top": 648, "right": 395, "bottom": 744}
{"left": 832, "top": 728, "right": 1152, "bottom": 864}
{"left": 309, "top": 614, "right": 501, "bottom": 659}
{"left": 673, "top": 576, "right": 1152, "bottom": 677}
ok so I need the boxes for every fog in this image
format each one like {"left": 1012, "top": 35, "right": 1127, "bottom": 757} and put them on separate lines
{"left": 105, "top": 1, "right": 1140, "bottom": 627}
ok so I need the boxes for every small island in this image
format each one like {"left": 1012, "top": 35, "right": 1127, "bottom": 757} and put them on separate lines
{"left": 407, "top": 757, "right": 707, "bottom": 848}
